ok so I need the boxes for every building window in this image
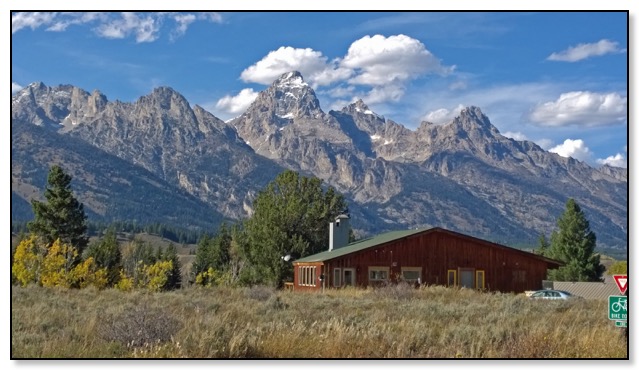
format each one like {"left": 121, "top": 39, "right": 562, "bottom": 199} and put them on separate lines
{"left": 401, "top": 267, "right": 422, "bottom": 283}
{"left": 368, "top": 266, "right": 389, "bottom": 282}
{"left": 476, "top": 270, "right": 485, "bottom": 289}
{"left": 333, "top": 268, "right": 341, "bottom": 287}
{"left": 447, "top": 269, "right": 457, "bottom": 286}
{"left": 299, "top": 266, "right": 317, "bottom": 287}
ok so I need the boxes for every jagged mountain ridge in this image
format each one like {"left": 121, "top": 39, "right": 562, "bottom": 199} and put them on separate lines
{"left": 11, "top": 72, "right": 627, "bottom": 250}
{"left": 11, "top": 119, "right": 224, "bottom": 229}
{"left": 228, "top": 72, "right": 626, "bottom": 247}
{"left": 12, "top": 82, "right": 285, "bottom": 221}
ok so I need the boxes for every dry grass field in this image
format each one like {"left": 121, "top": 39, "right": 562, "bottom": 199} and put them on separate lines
{"left": 11, "top": 283, "right": 627, "bottom": 359}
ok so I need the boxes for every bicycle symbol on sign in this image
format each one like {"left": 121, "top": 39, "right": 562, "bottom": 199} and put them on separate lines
{"left": 612, "top": 297, "right": 627, "bottom": 313}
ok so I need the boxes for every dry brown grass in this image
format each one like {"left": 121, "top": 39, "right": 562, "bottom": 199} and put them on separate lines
{"left": 11, "top": 284, "right": 627, "bottom": 358}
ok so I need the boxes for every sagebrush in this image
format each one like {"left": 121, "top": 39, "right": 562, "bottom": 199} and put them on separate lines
{"left": 11, "top": 284, "right": 627, "bottom": 358}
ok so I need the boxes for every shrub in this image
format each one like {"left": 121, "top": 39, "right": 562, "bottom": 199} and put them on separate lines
{"left": 12, "top": 235, "right": 43, "bottom": 286}
{"left": 140, "top": 260, "right": 173, "bottom": 292}
{"left": 100, "top": 304, "right": 180, "bottom": 348}
{"left": 115, "top": 270, "right": 134, "bottom": 292}
{"left": 14, "top": 237, "right": 108, "bottom": 289}
{"left": 369, "top": 281, "right": 415, "bottom": 300}
{"left": 245, "top": 285, "right": 275, "bottom": 301}
{"left": 195, "top": 267, "right": 223, "bottom": 287}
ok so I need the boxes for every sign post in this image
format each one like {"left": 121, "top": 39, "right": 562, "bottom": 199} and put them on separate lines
{"left": 615, "top": 321, "right": 628, "bottom": 328}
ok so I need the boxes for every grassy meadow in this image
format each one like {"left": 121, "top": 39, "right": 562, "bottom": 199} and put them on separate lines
{"left": 11, "top": 284, "right": 627, "bottom": 359}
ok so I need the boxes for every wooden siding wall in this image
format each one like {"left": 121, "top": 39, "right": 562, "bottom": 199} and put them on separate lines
{"left": 320, "top": 232, "right": 550, "bottom": 293}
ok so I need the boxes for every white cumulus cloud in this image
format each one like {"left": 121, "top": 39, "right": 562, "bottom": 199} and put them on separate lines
{"left": 239, "top": 34, "right": 453, "bottom": 105}
{"left": 502, "top": 131, "right": 528, "bottom": 141}
{"left": 96, "top": 12, "right": 161, "bottom": 43}
{"left": 12, "top": 82, "right": 23, "bottom": 94}
{"left": 547, "top": 39, "right": 626, "bottom": 62}
{"left": 240, "top": 46, "right": 350, "bottom": 87}
{"left": 11, "top": 12, "right": 57, "bottom": 33}
{"left": 597, "top": 153, "right": 627, "bottom": 168}
{"left": 342, "top": 34, "right": 454, "bottom": 86}
{"left": 549, "top": 139, "right": 592, "bottom": 162}
{"left": 529, "top": 91, "right": 627, "bottom": 127}
{"left": 326, "top": 86, "right": 356, "bottom": 98}
{"left": 536, "top": 139, "right": 554, "bottom": 150}
{"left": 12, "top": 12, "right": 222, "bottom": 42}
{"left": 362, "top": 85, "right": 406, "bottom": 104}
{"left": 423, "top": 104, "right": 464, "bottom": 124}
{"left": 46, "top": 12, "right": 107, "bottom": 32}
{"left": 171, "top": 14, "right": 196, "bottom": 40}
{"left": 215, "top": 88, "right": 259, "bottom": 115}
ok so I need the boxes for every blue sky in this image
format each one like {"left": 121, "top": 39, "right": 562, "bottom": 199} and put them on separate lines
{"left": 11, "top": 11, "right": 628, "bottom": 168}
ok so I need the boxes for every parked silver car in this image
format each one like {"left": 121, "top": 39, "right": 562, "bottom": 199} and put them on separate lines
{"left": 529, "top": 289, "right": 580, "bottom": 300}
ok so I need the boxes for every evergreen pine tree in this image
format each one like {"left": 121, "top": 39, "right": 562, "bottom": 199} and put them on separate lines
{"left": 240, "top": 170, "right": 348, "bottom": 287}
{"left": 193, "top": 234, "right": 212, "bottom": 277}
{"left": 210, "top": 223, "right": 232, "bottom": 270}
{"left": 163, "top": 242, "right": 182, "bottom": 290}
{"left": 536, "top": 233, "right": 550, "bottom": 256}
{"left": 155, "top": 246, "right": 164, "bottom": 262}
{"left": 83, "top": 227, "right": 122, "bottom": 286}
{"left": 28, "top": 165, "right": 88, "bottom": 254}
{"left": 547, "top": 198, "right": 605, "bottom": 282}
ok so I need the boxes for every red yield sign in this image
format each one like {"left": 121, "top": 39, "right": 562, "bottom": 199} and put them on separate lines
{"left": 613, "top": 275, "right": 628, "bottom": 295}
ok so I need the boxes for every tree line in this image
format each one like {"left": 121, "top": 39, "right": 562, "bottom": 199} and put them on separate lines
{"left": 13, "top": 219, "right": 204, "bottom": 245}
{"left": 12, "top": 166, "right": 348, "bottom": 290}
{"left": 12, "top": 164, "right": 612, "bottom": 292}
{"left": 12, "top": 165, "right": 181, "bottom": 291}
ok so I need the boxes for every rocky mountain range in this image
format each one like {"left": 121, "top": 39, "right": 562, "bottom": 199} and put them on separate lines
{"left": 11, "top": 72, "right": 628, "bottom": 253}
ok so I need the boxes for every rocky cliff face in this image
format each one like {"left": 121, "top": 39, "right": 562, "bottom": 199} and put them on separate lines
{"left": 11, "top": 74, "right": 627, "bottom": 251}
{"left": 12, "top": 82, "right": 283, "bottom": 223}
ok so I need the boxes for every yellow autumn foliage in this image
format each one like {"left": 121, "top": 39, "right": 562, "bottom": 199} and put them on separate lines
{"left": 195, "top": 267, "right": 221, "bottom": 287}
{"left": 69, "top": 257, "right": 109, "bottom": 289}
{"left": 115, "top": 270, "right": 134, "bottom": 292}
{"left": 143, "top": 260, "right": 173, "bottom": 292}
{"left": 13, "top": 237, "right": 108, "bottom": 289}
{"left": 12, "top": 236, "right": 43, "bottom": 286}
{"left": 40, "top": 239, "right": 77, "bottom": 288}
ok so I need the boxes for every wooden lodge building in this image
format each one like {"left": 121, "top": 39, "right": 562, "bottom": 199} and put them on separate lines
{"left": 292, "top": 215, "right": 562, "bottom": 293}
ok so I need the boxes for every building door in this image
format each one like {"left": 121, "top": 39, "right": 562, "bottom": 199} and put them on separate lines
{"left": 459, "top": 268, "right": 475, "bottom": 288}
{"left": 343, "top": 268, "right": 355, "bottom": 286}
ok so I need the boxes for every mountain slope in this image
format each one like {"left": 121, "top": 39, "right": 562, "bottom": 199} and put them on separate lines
{"left": 11, "top": 75, "right": 627, "bottom": 251}
{"left": 11, "top": 120, "right": 224, "bottom": 229}
{"left": 231, "top": 72, "right": 626, "bottom": 249}
{"left": 12, "top": 82, "right": 285, "bottom": 222}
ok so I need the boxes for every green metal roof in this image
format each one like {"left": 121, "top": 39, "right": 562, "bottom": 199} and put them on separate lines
{"left": 294, "top": 228, "right": 425, "bottom": 263}
{"left": 294, "top": 226, "right": 563, "bottom": 267}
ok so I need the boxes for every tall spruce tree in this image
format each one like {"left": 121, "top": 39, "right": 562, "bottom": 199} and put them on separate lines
{"left": 163, "top": 242, "right": 182, "bottom": 290}
{"left": 83, "top": 227, "right": 122, "bottom": 286}
{"left": 547, "top": 198, "right": 605, "bottom": 282}
{"left": 210, "top": 223, "right": 232, "bottom": 271}
{"left": 240, "top": 170, "right": 348, "bottom": 287}
{"left": 28, "top": 165, "right": 88, "bottom": 253}
{"left": 536, "top": 233, "right": 550, "bottom": 256}
{"left": 193, "top": 223, "right": 242, "bottom": 286}
{"left": 193, "top": 234, "right": 212, "bottom": 277}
